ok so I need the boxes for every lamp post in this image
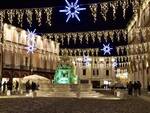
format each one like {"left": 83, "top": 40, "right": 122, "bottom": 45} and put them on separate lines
{"left": 0, "top": 32, "right": 3, "bottom": 86}
{"left": 29, "top": 52, "right": 33, "bottom": 75}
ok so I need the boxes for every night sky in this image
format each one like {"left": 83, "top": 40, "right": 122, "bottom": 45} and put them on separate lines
{"left": 0, "top": 0, "right": 134, "bottom": 56}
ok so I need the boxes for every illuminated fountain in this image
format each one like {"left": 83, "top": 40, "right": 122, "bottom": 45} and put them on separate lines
{"left": 53, "top": 64, "right": 78, "bottom": 84}
{"left": 51, "top": 53, "right": 100, "bottom": 98}
{"left": 52, "top": 53, "right": 79, "bottom": 93}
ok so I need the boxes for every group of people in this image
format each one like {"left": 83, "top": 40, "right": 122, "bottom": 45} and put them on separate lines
{"left": 1, "top": 80, "right": 19, "bottom": 94}
{"left": 127, "top": 81, "right": 141, "bottom": 96}
{"left": 0, "top": 80, "right": 39, "bottom": 95}
{"left": 25, "top": 80, "right": 39, "bottom": 93}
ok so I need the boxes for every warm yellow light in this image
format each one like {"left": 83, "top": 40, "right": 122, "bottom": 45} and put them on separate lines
{"left": 99, "top": 58, "right": 104, "bottom": 62}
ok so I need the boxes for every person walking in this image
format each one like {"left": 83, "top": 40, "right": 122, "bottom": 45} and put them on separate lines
{"left": 133, "top": 81, "right": 138, "bottom": 96}
{"left": 3, "top": 81, "right": 7, "bottom": 94}
{"left": 137, "top": 81, "right": 141, "bottom": 96}
{"left": 15, "top": 81, "right": 19, "bottom": 93}
{"left": 7, "top": 80, "right": 13, "bottom": 95}
{"left": 25, "top": 80, "right": 30, "bottom": 93}
{"left": 127, "top": 81, "right": 133, "bottom": 95}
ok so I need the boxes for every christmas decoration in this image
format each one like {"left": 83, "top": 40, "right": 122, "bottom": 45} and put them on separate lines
{"left": 83, "top": 55, "right": 90, "bottom": 66}
{"left": 25, "top": 45, "right": 36, "bottom": 53}
{"left": 0, "top": 7, "right": 53, "bottom": 29}
{"left": 43, "top": 29, "right": 127, "bottom": 45}
{"left": 59, "top": 0, "right": 86, "bottom": 22}
{"left": 112, "top": 61, "right": 118, "bottom": 68}
{"left": 27, "top": 29, "right": 36, "bottom": 40}
{"left": 89, "top": 4, "right": 98, "bottom": 23}
{"left": 26, "top": 29, "right": 37, "bottom": 53}
{"left": 101, "top": 44, "right": 113, "bottom": 55}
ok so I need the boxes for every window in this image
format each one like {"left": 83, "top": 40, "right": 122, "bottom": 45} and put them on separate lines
{"left": 95, "top": 61, "right": 97, "bottom": 64}
{"left": 106, "top": 70, "right": 109, "bottom": 76}
{"left": 97, "top": 69, "right": 99, "bottom": 75}
{"left": 93, "top": 69, "right": 95, "bottom": 76}
{"left": 93, "top": 69, "right": 99, "bottom": 76}
{"left": 83, "top": 69, "right": 86, "bottom": 75}
{"left": 80, "top": 80, "right": 89, "bottom": 84}
{"left": 25, "top": 57, "right": 28, "bottom": 66}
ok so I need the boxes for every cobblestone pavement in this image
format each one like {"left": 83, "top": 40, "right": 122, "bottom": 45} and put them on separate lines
{"left": 0, "top": 97, "right": 149, "bottom": 113}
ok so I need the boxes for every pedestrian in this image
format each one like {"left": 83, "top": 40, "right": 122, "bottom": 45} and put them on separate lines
{"left": 0, "top": 81, "right": 2, "bottom": 93}
{"left": 137, "top": 81, "right": 141, "bottom": 95}
{"left": 3, "top": 81, "right": 7, "bottom": 94}
{"left": 25, "top": 80, "right": 30, "bottom": 93}
{"left": 127, "top": 81, "right": 133, "bottom": 95}
{"left": 31, "top": 82, "right": 36, "bottom": 92}
{"left": 133, "top": 81, "right": 138, "bottom": 96}
{"left": 15, "top": 81, "right": 19, "bottom": 93}
{"left": 7, "top": 79, "right": 13, "bottom": 95}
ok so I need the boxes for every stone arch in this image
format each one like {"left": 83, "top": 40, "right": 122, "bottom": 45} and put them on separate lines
{"left": 20, "top": 72, "right": 29, "bottom": 78}
{"left": 43, "top": 38, "right": 48, "bottom": 51}
{"left": 4, "top": 25, "right": 12, "bottom": 41}
{"left": 50, "top": 40, "right": 55, "bottom": 53}
{"left": 20, "top": 30, "right": 27, "bottom": 45}
{"left": 13, "top": 71, "right": 20, "bottom": 78}
{"left": 3, "top": 70, "right": 11, "bottom": 78}
{"left": 36, "top": 36, "right": 43, "bottom": 50}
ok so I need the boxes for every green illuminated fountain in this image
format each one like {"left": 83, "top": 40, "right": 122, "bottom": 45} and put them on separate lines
{"left": 54, "top": 53, "right": 78, "bottom": 84}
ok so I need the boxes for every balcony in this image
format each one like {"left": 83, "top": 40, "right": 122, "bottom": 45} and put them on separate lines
{"left": 20, "top": 65, "right": 30, "bottom": 70}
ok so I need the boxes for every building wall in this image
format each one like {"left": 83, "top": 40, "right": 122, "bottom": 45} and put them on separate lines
{"left": 127, "top": 1, "right": 150, "bottom": 89}
{"left": 1, "top": 23, "right": 60, "bottom": 80}
{"left": 71, "top": 56, "right": 117, "bottom": 88}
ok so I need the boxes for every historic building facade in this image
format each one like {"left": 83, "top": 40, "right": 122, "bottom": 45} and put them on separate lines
{"left": 71, "top": 56, "right": 116, "bottom": 89}
{"left": 0, "top": 23, "right": 60, "bottom": 82}
{"left": 116, "top": 0, "right": 150, "bottom": 89}
{"left": 1, "top": 0, "right": 150, "bottom": 91}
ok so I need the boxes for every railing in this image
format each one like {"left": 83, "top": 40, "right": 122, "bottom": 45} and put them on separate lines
{"left": 3, "top": 64, "right": 12, "bottom": 68}
{"left": 3, "top": 65, "right": 55, "bottom": 72}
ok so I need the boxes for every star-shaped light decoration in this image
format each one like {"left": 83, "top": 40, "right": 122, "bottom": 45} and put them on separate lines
{"left": 26, "top": 29, "right": 36, "bottom": 54}
{"left": 27, "top": 29, "right": 36, "bottom": 40}
{"left": 112, "top": 61, "right": 118, "bottom": 68}
{"left": 59, "top": 0, "right": 86, "bottom": 22}
{"left": 101, "top": 44, "right": 113, "bottom": 55}
{"left": 25, "top": 45, "right": 36, "bottom": 54}
{"left": 83, "top": 55, "right": 90, "bottom": 66}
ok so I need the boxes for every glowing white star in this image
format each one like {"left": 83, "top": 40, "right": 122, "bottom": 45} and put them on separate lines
{"left": 83, "top": 55, "right": 90, "bottom": 66}
{"left": 101, "top": 44, "right": 113, "bottom": 55}
{"left": 112, "top": 61, "right": 118, "bottom": 68}
{"left": 27, "top": 29, "right": 36, "bottom": 40}
{"left": 25, "top": 45, "right": 36, "bottom": 53}
{"left": 59, "top": 0, "right": 86, "bottom": 22}
{"left": 26, "top": 29, "right": 37, "bottom": 54}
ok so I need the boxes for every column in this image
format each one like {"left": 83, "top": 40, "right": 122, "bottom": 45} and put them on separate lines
{"left": 143, "top": 69, "right": 148, "bottom": 89}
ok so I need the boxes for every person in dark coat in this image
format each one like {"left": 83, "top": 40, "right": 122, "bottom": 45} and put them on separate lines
{"left": 7, "top": 80, "right": 13, "bottom": 93}
{"left": 15, "top": 81, "right": 19, "bottom": 92}
{"left": 137, "top": 81, "right": 141, "bottom": 95}
{"left": 31, "top": 82, "right": 37, "bottom": 92}
{"left": 3, "top": 81, "right": 7, "bottom": 93}
{"left": 25, "top": 80, "right": 30, "bottom": 93}
{"left": 127, "top": 81, "right": 133, "bottom": 95}
{"left": 133, "top": 81, "right": 138, "bottom": 96}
